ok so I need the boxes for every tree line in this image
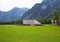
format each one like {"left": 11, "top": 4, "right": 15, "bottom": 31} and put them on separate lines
{"left": 0, "top": 9, "right": 59, "bottom": 25}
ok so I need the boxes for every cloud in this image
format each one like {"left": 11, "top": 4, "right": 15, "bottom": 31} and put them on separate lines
{"left": 0, "top": 0, "right": 42, "bottom": 11}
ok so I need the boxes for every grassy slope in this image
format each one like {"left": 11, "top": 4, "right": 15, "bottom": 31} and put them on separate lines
{"left": 0, "top": 24, "right": 60, "bottom": 42}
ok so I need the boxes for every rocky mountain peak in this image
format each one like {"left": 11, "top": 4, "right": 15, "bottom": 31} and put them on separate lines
{"left": 21, "top": 0, "right": 60, "bottom": 20}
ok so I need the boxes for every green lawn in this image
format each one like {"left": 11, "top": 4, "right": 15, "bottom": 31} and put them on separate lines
{"left": 0, "top": 24, "right": 60, "bottom": 42}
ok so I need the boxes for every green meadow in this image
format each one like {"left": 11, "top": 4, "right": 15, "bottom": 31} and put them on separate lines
{"left": 0, "top": 24, "right": 60, "bottom": 42}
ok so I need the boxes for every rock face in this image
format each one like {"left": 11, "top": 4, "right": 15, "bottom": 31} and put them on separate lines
{"left": 21, "top": 0, "right": 60, "bottom": 19}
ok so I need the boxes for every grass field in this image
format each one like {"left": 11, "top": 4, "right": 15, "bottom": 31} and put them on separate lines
{"left": 0, "top": 24, "right": 60, "bottom": 42}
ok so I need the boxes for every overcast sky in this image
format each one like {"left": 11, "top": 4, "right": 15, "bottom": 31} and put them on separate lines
{"left": 0, "top": 0, "right": 43, "bottom": 11}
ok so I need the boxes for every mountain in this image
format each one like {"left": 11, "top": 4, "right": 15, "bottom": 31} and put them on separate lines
{"left": 0, "top": 7, "right": 29, "bottom": 22}
{"left": 21, "top": 0, "right": 60, "bottom": 20}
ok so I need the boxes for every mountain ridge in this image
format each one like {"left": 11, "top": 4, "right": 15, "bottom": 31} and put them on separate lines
{"left": 20, "top": 0, "right": 60, "bottom": 20}
{"left": 0, "top": 7, "right": 29, "bottom": 22}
